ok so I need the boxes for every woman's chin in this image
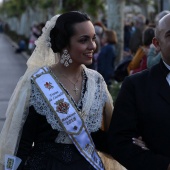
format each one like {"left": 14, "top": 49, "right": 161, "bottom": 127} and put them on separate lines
{"left": 84, "top": 60, "right": 93, "bottom": 65}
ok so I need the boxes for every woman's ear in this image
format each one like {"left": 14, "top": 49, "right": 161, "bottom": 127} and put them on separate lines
{"left": 152, "top": 37, "right": 161, "bottom": 52}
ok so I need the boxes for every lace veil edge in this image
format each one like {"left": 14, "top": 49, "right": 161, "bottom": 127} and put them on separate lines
{"left": 0, "top": 14, "right": 60, "bottom": 165}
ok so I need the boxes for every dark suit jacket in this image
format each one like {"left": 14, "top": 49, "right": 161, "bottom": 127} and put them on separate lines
{"left": 108, "top": 59, "right": 170, "bottom": 170}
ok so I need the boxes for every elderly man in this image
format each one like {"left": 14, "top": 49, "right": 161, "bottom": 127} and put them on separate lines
{"left": 108, "top": 13, "right": 170, "bottom": 170}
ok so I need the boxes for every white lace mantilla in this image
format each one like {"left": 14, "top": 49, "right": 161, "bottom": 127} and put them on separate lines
{"left": 30, "top": 66, "right": 110, "bottom": 144}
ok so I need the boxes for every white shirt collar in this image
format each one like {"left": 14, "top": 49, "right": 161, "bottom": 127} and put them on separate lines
{"left": 163, "top": 61, "right": 170, "bottom": 86}
{"left": 163, "top": 60, "right": 170, "bottom": 70}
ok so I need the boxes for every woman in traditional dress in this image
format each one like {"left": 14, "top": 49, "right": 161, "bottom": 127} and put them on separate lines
{"left": 0, "top": 11, "right": 126, "bottom": 170}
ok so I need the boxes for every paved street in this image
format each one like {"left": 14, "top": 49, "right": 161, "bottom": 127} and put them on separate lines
{"left": 0, "top": 33, "right": 27, "bottom": 131}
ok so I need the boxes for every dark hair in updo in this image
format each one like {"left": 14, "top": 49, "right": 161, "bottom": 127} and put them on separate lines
{"left": 50, "top": 11, "right": 91, "bottom": 53}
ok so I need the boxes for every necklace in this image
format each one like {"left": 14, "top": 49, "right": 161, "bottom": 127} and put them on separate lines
{"left": 62, "top": 72, "right": 82, "bottom": 96}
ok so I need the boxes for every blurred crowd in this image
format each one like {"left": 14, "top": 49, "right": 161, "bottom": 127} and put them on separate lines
{"left": 27, "top": 22, "right": 45, "bottom": 53}
{"left": 0, "top": 20, "right": 45, "bottom": 54}
{"left": 87, "top": 10, "right": 170, "bottom": 89}
{"left": 87, "top": 21, "right": 118, "bottom": 90}
{"left": 1, "top": 10, "right": 169, "bottom": 89}
{"left": 15, "top": 22, "right": 45, "bottom": 54}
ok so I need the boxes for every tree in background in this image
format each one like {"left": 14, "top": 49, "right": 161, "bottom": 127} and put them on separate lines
{"left": 0, "top": 0, "right": 105, "bottom": 20}
{"left": 107, "top": 0, "right": 125, "bottom": 63}
{"left": 0, "top": 0, "right": 159, "bottom": 63}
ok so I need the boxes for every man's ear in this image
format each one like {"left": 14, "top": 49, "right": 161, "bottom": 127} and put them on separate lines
{"left": 152, "top": 37, "right": 161, "bottom": 52}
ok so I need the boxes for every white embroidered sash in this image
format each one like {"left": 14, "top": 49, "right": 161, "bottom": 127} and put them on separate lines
{"left": 31, "top": 67, "right": 104, "bottom": 170}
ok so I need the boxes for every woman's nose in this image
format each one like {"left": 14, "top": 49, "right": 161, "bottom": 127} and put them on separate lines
{"left": 88, "top": 40, "right": 96, "bottom": 50}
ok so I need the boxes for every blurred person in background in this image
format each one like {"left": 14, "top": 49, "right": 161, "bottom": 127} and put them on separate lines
{"left": 123, "top": 16, "right": 134, "bottom": 52}
{"left": 97, "top": 29, "right": 117, "bottom": 89}
{"left": 87, "top": 21, "right": 106, "bottom": 70}
{"left": 129, "top": 14, "right": 146, "bottom": 55}
{"left": 28, "top": 21, "right": 41, "bottom": 53}
{"left": 127, "top": 27, "right": 155, "bottom": 75}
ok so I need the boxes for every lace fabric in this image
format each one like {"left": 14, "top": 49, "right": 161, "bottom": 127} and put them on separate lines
{"left": 30, "top": 66, "right": 111, "bottom": 144}
{"left": 0, "top": 15, "right": 60, "bottom": 167}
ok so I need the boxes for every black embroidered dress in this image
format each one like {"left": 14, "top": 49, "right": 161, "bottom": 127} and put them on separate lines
{"left": 17, "top": 68, "right": 109, "bottom": 170}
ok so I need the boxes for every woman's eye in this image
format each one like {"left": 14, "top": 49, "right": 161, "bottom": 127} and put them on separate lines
{"left": 80, "top": 39, "right": 88, "bottom": 43}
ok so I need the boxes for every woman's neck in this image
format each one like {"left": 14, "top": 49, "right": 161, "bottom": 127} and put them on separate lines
{"left": 51, "top": 63, "right": 83, "bottom": 78}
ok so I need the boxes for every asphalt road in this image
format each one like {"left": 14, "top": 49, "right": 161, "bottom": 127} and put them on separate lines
{"left": 0, "top": 33, "right": 27, "bottom": 131}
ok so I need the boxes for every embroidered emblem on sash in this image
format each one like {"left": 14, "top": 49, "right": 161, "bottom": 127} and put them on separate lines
{"left": 55, "top": 98, "right": 69, "bottom": 114}
{"left": 6, "top": 158, "right": 14, "bottom": 169}
{"left": 44, "top": 82, "right": 54, "bottom": 90}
